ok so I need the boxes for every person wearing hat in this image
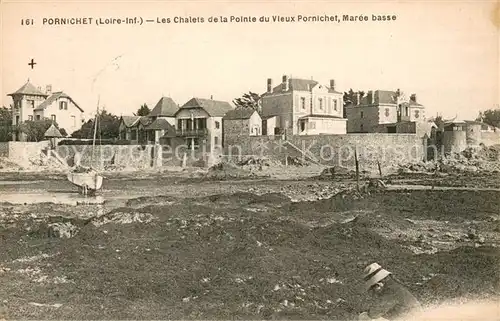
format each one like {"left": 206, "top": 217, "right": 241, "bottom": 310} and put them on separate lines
{"left": 358, "top": 263, "right": 421, "bottom": 320}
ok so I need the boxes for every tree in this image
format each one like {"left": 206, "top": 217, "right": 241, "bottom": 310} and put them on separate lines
{"left": 233, "top": 92, "right": 261, "bottom": 110}
{"left": 17, "top": 119, "right": 58, "bottom": 142}
{"left": 136, "top": 103, "right": 150, "bottom": 116}
{"left": 71, "top": 109, "right": 120, "bottom": 139}
{"left": 477, "top": 108, "right": 500, "bottom": 128}
{"left": 342, "top": 89, "right": 364, "bottom": 118}
{"left": 0, "top": 106, "right": 12, "bottom": 142}
{"left": 429, "top": 114, "right": 445, "bottom": 131}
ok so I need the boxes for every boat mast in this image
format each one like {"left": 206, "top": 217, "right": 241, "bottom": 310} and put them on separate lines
{"left": 91, "top": 96, "right": 100, "bottom": 167}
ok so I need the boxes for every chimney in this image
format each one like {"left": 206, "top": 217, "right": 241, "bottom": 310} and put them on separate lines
{"left": 210, "top": 95, "right": 213, "bottom": 100}
{"left": 282, "top": 75, "right": 289, "bottom": 91}
{"left": 330, "top": 79, "right": 336, "bottom": 91}
{"left": 368, "top": 90, "right": 374, "bottom": 104}
{"left": 410, "top": 94, "right": 416, "bottom": 103}
{"left": 46, "top": 85, "right": 52, "bottom": 95}
{"left": 267, "top": 78, "right": 273, "bottom": 93}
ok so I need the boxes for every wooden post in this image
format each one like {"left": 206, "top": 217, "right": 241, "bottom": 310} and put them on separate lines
{"left": 377, "top": 160, "right": 382, "bottom": 178}
{"left": 355, "top": 148, "right": 360, "bottom": 191}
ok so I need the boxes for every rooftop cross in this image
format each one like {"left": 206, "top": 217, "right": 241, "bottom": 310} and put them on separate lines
{"left": 28, "top": 58, "right": 37, "bottom": 69}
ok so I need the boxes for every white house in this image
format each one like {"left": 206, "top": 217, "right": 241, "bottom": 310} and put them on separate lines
{"left": 8, "top": 80, "right": 85, "bottom": 140}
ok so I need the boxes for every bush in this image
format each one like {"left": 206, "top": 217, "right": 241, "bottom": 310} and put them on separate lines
{"left": 58, "top": 139, "right": 132, "bottom": 146}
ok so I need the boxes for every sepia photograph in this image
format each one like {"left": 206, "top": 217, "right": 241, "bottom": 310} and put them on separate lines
{"left": 0, "top": 0, "right": 499, "bottom": 320}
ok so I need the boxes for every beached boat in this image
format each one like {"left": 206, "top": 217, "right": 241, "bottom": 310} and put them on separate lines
{"left": 68, "top": 98, "right": 104, "bottom": 196}
{"left": 67, "top": 167, "right": 103, "bottom": 195}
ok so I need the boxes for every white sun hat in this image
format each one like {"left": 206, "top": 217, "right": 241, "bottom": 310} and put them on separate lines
{"left": 363, "top": 262, "right": 392, "bottom": 291}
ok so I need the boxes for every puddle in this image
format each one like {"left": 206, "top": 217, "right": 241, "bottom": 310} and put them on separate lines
{"left": 0, "top": 192, "right": 105, "bottom": 205}
{"left": 0, "top": 180, "right": 45, "bottom": 185}
{"left": 386, "top": 184, "right": 500, "bottom": 191}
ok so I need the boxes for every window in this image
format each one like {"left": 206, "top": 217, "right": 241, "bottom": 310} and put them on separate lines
{"left": 178, "top": 119, "right": 182, "bottom": 130}
{"left": 301, "top": 97, "right": 306, "bottom": 109}
{"left": 405, "top": 106, "right": 409, "bottom": 117}
{"left": 71, "top": 115, "right": 76, "bottom": 126}
{"left": 15, "top": 116, "right": 19, "bottom": 125}
{"left": 60, "top": 101, "right": 68, "bottom": 110}
{"left": 51, "top": 114, "right": 56, "bottom": 122}
{"left": 309, "top": 121, "right": 316, "bottom": 129}
{"left": 131, "top": 129, "right": 137, "bottom": 140}
{"left": 333, "top": 99, "right": 338, "bottom": 111}
{"left": 360, "top": 124, "right": 364, "bottom": 132}
{"left": 36, "top": 115, "right": 41, "bottom": 120}
{"left": 28, "top": 115, "right": 33, "bottom": 121}
{"left": 360, "top": 111, "right": 364, "bottom": 118}
{"left": 28, "top": 100, "right": 35, "bottom": 108}
{"left": 385, "top": 108, "right": 390, "bottom": 117}
{"left": 214, "top": 136, "right": 219, "bottom": 145}
{"left": 300, "top": 120, "right": 306, "bottom": 132}
{"left": 414, "top": 110, "right": 419, "bottom": 118}
{"left": 319, "top": 98, "right": 323, "bottom": 110}
{"left": 215, "top": 121, "right": 220, "bottom": 129}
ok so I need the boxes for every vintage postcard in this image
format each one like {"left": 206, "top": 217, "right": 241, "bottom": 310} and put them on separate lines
{"left": 0, "top": 0, "right": 499, "bottom": 320}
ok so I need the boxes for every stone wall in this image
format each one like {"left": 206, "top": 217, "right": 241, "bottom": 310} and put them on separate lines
{"left": 8, "top": 141, "right": 50, "bottom": 166}
{"left": 480, "top": 131, "right": 500, "bottom": 147}
{"left": 54, "top": 144, "right": 214, "bottom": 169}
{"left": 224, "top": 133, "right": 425, "bottom": 172}
{"left": 223, "top": 119, "right": 250, "bottom": 147}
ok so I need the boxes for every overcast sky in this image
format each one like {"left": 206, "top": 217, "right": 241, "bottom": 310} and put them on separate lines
{"left": 1, "top": 1, "right": 498, "bottom": 120}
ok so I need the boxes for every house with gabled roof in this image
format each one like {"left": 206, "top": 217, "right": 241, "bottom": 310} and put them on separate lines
{"left": 260, "top": 75, "right": 347, "bottom": 135}
{"left": 223, "top": 107, "right": 262, "bottom": 146}
{"left": 8, "top": 80, "right": 85, "bottom": 141}
{"left": 345, "top": 90, "right": 426, "bottom": 133}
{"left": 174, "top": 97, "right": 233, "bottom": 151}
{"left": 118, "top": 96, "right": 179, "bottom": 144}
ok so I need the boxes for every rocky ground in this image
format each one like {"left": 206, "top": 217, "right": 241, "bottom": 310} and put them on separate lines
{"left": 0, "top": 171, "right": 499, "bottom": 320}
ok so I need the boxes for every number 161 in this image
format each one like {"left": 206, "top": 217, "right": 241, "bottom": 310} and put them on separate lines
{"left": 21, "top": 19, "right": 34, "bottom": 25}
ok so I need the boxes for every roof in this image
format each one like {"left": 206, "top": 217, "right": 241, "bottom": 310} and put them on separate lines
{"left": 8, "top": 81, "right": 48, "bottom": 97}
{"left": 178, "top": 98, "right": 233, "bottom": 117}
{"left": 44, "top": 124, "right": 62, "bottom": 138}
{"left": 223, "top": 107, "right": 257, "bottom": 120}
{"left": 299, "top": 114, "right": 345, "bottom": 119}
{"left": 358, "top": 90, "right": 423, "bottom": 106}
{"left": 138, "top": 116, "right": 153, "bottom": 127}
{"left": 265, "top": 78, "right": 342, "bottom": 95}
{"left": 120, "top": 116, "right": 141, "bottom": 127}
{"left": 145, "top": 118, "right": 174, "bottom": 130}
{"left": 34, "top": 91, "right": 84, "bottom": 112}
{"left": 149, "top": 97, "right": 179, "bottom": 117}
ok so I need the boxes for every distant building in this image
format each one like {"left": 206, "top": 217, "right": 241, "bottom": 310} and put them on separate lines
{"left": 441, "top": 119, "right": 500, "bottom": 153}
{"left": 8, "top": 80, "right": 85, "bottom": 141}
{"left": 174, "top": 97, "right": 233, "bottom": 151}
{"left": 260, "top": 75, "right": 347, "bottom": 136}
{"left": 222, "top": 107, "right": 262, "bottom": 146}
{"left": 345, "top": 90, "right": 425, "bottom": 133}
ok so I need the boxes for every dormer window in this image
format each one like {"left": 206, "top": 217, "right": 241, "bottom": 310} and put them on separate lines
{"left": 59, "top": 101, "right": 68, "bottom": 110}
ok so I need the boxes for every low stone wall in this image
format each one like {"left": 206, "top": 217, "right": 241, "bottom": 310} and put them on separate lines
{"left": 55, "top": 144, "right": 215, "bottom": 169}
{"left": 7, "top": 141, "right": 50, "bottom": 166}
{"left": 223, "top": 134, "right": 425, "bottom": 172}
{"left": 480, "top": 131, "right": 500, "bottom": 147}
